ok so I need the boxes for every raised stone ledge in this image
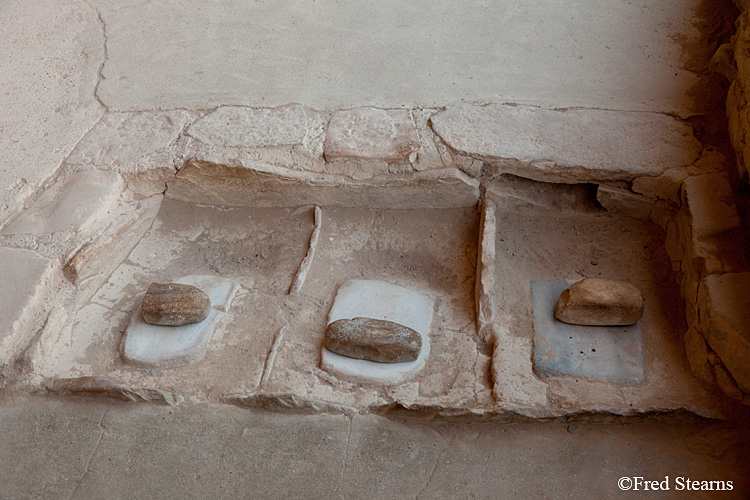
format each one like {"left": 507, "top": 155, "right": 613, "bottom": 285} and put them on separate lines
{"left": 167, "top": 159, "right": 479, "bottom": 209}
{"left": 430, "top": 102, "right": 702, "bottom": 184}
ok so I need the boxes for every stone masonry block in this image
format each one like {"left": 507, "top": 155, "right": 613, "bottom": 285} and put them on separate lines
{"left": 66, "top": 111, "right": 189, "bottom": 167}
{"left": 430, "top": 103, "right": 701, "bottom": 183}
{"left": 681, "top": 174, "right": 747, "bottom": 276}
{"left": 187, "top": 105, "right": 325, "bottom": 151}
{"left": 596, "top": 185, "right": 654, "bottom": 221}
{"left": 324, "top": 108, "right": 420, "bottom": 163}
{"left": 698, "top": 273, "right": 750, "bottom": 395}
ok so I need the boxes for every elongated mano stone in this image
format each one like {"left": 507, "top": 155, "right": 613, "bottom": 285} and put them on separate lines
{"left": 554, "top": 278, "right": 643, "bottom": 326}
{"left": 142, "top": 283, "right": 211, "bottom": 326}
{"left": 325, "top": 317, "right": 422, "bottom": 363}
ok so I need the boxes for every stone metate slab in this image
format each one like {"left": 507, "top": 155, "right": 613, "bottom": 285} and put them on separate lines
{"left": 430, "top": 103, "right": 701, "bottom": 183}
{"left": 321, "top": 280, "right": 434, "bottom": 384}
{"left": 531, "top": 280, "right": 645, "bottom": 383}
{"left": 121, "top": 275, "right": 239, "bottom": 368}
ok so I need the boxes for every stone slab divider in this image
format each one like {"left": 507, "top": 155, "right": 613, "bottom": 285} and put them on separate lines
{"left": 288, "top": 206, "right": 322, "bottom": 295}
{"left": 475, "top": 197, "right": 497, "bottom": 342}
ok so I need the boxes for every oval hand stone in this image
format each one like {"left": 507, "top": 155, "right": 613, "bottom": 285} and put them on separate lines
{"left": 554, "top": 278, "right": 644, "bottom": 326}
{"left": 142, "top": 283, "right": 211, "bottom": 326}
{"left": 325, "top": 317, "right": 422, "bottom": 363}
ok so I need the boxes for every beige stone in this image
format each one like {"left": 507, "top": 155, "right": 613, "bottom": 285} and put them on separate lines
{"left": 491, "top": 325, "right": 548, "bottom": 407}
{"left": 475, "top": 198, "right": 497, "bottom": 341}
{"left": 325, "top": 318, "right": 422, "bottom": 363}
{"left": 187, "top": 105, "right": 325, "bottom": 151}
{"left": 324, "top": 108, "right": 420, "bottom": 163}
{"left": 698, "top": 273, "right": 750, "bottom": 395}
{"left": 0, "top": 247, "right": 58, "bottom": 365}
{"left": 555, "top": 278, "right": 644, "bottom": 326}
{"left": 596, "top": 185, "right": 654, "bottom": 221}
{"left": 430, "top": 103, "right": 701, "bottom": 183}
{"left": 63, "top": 196, "right": 161, "bottom": 297}
{"left": 66, "top": 111, "right": 189, "bottom": 167}
{"left": 142, "top": 283, "right": 211, "bottom": 326}
{"left": 2, "top": 171, "right": 124, "bottom": 236}
{"left": 167, "top": 159, "right": 479, "bottom": 209}
{"left": 288, "top": 206, "right": 322, "bottom": 295}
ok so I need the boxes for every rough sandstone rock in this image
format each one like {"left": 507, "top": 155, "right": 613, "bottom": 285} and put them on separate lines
{"left": 324, "top": 108, "right": 420, "bottom": 163}
{"left": 698, "top": 273, "right": 750, "bottom": 395}
{"left": 142, "top": 283, "right": 211, "bottom": 326}
{"left": 684, "top": 325, "right": 715, "bottom": 385}
{"left": 680, "top": 174, "right": 747, "bottom": 276}
{"left": 325, "top": 317, "right": 422, "bottom": 363}
{"left": 554, "top": 278, "right": 644, "bottom": 326}
{"left": 596, "top": 185, "right": 654, "bottom": 221}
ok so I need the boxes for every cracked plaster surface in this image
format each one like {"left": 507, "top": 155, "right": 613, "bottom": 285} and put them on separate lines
{"left": 87, "top": 0, "right": 703, "bottom": 115}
